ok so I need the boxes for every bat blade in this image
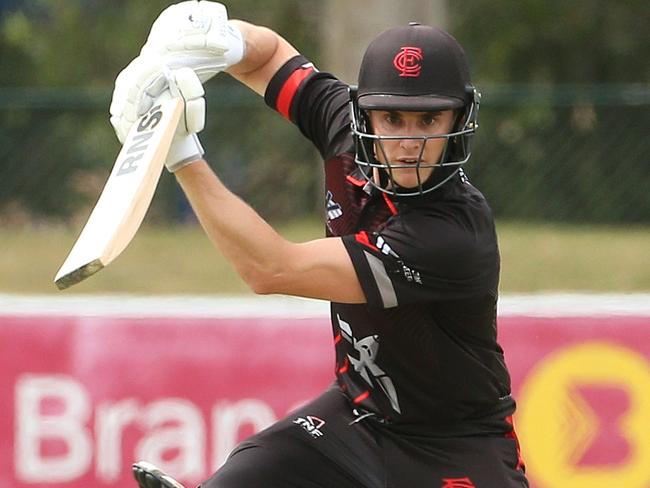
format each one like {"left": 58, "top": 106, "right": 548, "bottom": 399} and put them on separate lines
{"left": 54, "top": 97, "right": 183, "bottom": 290}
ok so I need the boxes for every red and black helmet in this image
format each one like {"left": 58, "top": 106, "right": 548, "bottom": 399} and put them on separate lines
{"left": 350, "top": 22, "right": 481, "bottom": 196}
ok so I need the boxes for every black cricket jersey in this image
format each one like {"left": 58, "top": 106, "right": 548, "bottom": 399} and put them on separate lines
{"left": 265, "top": 56, "right": 516, "bottom": 436}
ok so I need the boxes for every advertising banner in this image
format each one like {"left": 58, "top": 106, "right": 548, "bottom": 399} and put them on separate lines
{"left": 503, "top": 315, "right": 650, "bottom": 488}
{"left": 0, "top": 295, "right": 648, "bottom": 488}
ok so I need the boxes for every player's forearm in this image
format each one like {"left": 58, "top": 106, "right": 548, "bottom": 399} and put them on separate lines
{"left": 174, "top": 160, "right": 293, "bottom": 293}
{"left": 226, "top": 20, "right": 298, "bottom": 96}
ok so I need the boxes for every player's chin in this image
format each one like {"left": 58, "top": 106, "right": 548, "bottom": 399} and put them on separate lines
{"left": 392, "top": 168, "right": 434, "bottom": 189}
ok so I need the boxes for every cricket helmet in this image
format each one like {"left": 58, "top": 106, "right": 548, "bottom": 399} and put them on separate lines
{"left": 350, "top": 22, "right": 480, "bottom": 196}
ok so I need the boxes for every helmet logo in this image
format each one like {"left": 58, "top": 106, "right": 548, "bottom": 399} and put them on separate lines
{"left": 393, "top": 47, "right": 423, "bottom": 77}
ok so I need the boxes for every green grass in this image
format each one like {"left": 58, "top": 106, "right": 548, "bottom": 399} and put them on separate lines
{"left": 1, "top": 219, "right": 648, "bottom": 294}
{"left": 497, "top": 221, "right": 650, "bottom": 292}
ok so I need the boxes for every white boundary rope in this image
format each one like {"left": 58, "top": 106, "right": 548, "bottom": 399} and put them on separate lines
{"left": 0, "top": 293, "right": 649, "bottom": 319}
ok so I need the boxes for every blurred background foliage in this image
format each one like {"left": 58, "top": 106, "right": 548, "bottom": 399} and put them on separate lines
{"left": 452, "top": 0, "right": 650, "bottom": 223}
{"left": 0, "top": 0, "right": 322, "bottom": 224}
{"left": 0, "top": 0, "right": 648, "bottom": 226}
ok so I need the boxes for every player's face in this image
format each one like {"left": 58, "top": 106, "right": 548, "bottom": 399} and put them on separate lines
{"left": 368, "top": 109, "right": 456, "bottom": 189}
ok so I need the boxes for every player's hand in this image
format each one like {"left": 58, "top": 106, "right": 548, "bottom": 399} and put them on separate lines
{"left": 110, "top": 56, "right": 205, "bottom": 144}
{"left": 110, "top": 59, "right": 206, "bottom": 172}
{"left": 157, "top": 67, "right": 207, "bottom": 173}
{"left": 140, "top": 1, "right": 245, "bottom": 84}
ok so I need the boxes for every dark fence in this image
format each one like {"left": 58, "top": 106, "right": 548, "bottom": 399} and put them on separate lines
{"left": 0, "top": 83, "right": 648, "bottom": 225}
{"left": 471, "top": 84, "right": 650, "bottom": 223}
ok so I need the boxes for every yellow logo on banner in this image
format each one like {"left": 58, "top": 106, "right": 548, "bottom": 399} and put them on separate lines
{"left": 518, "top": 342, "right": 650, "bottom": 488}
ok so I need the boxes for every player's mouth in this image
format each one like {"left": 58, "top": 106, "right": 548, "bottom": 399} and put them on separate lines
{"left": 396, "top": 157, "right": 422, "bottom": 166}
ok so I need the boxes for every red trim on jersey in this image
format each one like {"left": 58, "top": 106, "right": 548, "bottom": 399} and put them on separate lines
{"left": 276, "top": 67, "right": 314, "bottom": 120}
{"left": 333, "top": 333, "right": 342, "bottom": 344}
{"left": 346, "top": 174, "right": 366, "bottom": 187}
{"left": 354, "top": 231, "right": 379, "bottom": 251}
{"left": 353, "top": 390, "right": 370, "bottom": 404}
{"left": 505, "top": 416, "right": 526, "bottom": 472}
{"left": 382, "top": 193, "right": 398, "bottom": 215}
{"left": 441, "top": 477, "right": 476, "bottom": 488}
{"left": 338, "top": 358, "right": 349, "bottom": 374}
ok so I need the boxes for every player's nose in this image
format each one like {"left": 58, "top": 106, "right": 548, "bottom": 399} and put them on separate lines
{"left": 398, "top": 136, "right": 422, "bottom": 152}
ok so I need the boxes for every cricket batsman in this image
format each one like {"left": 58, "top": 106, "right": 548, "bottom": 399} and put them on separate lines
{"left": 112, "top": 2, "right": 530, "bottom": 487}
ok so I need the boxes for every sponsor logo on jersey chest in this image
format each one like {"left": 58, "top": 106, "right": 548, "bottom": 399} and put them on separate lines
{"left": 293, "top": 415, "right": 326, "bottom": 438}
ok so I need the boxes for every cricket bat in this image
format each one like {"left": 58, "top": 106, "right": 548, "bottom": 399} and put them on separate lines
{"left": 54, "top": 97, "right": 183, "bottom": 290}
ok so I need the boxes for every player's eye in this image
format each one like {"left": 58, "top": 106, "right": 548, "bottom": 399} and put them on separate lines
{"left": 384, "top": 112, "right": 402, "bottom": 125}
{"left": 420, "top": 113, "right": 438, "bottom": 126}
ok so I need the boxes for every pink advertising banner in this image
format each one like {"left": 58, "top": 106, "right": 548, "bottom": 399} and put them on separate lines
{"left": 0, "top": 295, "right": 648, "bottom": 488}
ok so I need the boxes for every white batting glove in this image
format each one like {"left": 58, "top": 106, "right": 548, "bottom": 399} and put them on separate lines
{"left": 111, "top": 56, "right": 164, "bottom": 144}
{"left": 110, "top": 61, "right": 206, "bottom": 172}
{"left": 140, "top": 1, "right": 245, "bottom": 84}
{"left": 159, "top": 67, "right": 207, "bottom": 173}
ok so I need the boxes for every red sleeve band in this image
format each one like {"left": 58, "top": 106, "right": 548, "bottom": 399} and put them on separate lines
{"left": 276, "top": 66, "right": 315, "bottom": 120}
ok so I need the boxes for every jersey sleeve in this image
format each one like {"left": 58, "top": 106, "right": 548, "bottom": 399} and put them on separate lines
{"left": 341, "top": 210, "right": 500, "bottom": 309}
{"left": 264, "top": 55, "right": 351, "bottom": 160}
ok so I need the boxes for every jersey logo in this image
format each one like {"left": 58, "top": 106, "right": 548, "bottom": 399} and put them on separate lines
{"left": 326, "top": 191, "right": 343, "bottom": 221}
{"left": 293, "top": 415, "right": 325, "bottom": 438}
{"left": 440, "top": 478, "right": 476, "bottom": 488}
{"left": 301, "top": 61, "right": 318, "bottom": 72}
{"left": 337, "top": 315, "right": 401, "bottom": 413}
{"left": 375, "top": 236, "right": 398, "bottom": 257}
{"left": 375, "top": 236, "right": 423, "bottom": 284}
{"left": 459, "top": 168, "right": 469, "bottom": 184}
{"left": 393, "top": 46, "right": 423, "bottom": 77}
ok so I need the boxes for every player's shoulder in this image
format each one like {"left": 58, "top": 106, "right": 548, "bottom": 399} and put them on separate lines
{"left": 265, "top": 55, "right": 352, "bottom": 159}
{"left": 382, "top": 182, "right": 498, "bottom": 262}
{"left": 434, "top": 177, "right": 496, "bottom": 234}
{"left": 399, "top": 179, "right": 493, "bottom": 231}
{"left": 265, "top": 55, "right": 349, "bottom": 112}
{"left": 446, "top": 172, "right": 493, "bottom": 212}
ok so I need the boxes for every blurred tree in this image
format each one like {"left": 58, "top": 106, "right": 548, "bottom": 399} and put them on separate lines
{"left": 321, "top": 0, "right": 448, "bottom": 85}
{"left": 1, "top": 1, "right": 648, "bottom": 224}
{"left": 450, "top": 0, "right": 650, "bottom": 83}
{"left": 0, "top": 0, "right": 322, "bottom": 223}
{"left": 448, "top": 0, "right": 650, "bottom": 223}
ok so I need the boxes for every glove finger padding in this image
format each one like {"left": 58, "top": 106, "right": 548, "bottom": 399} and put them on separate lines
{"left": 141, "top": 1, "right": 244, "bottom": 84}
{"left": 145, "top": 1, "right": 229, "bottom": 53}
{"left": 110, "top": 59, "right": 206, "bottom": 173}
{"left": 171, "top": 66, "right": 205, "bottom": 134}
{"left": 184, "top": 98, "right": 205, "bottom": 134}
{"left": 110, "top": 56, "right": 169, "bottom": 143}
{"left": 110, "top": 60, "right": 205, "bottom": 144}
{"left": 160, "top": 67, "right": 206, "bottom": 172}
